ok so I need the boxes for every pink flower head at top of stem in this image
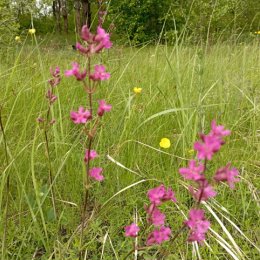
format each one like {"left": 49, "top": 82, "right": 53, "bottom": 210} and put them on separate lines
{"left": 65, "top": 62, "right": 87, "bottom": 81}
{"left": 179, "top": 160, "right": 205, "bottom": 181}
{"left": 184, "top": 209, "right": 210, "bottom": 243}
{"left": 189, "top": 180, "right": 217, "bottom": 202}
{"left": 147, "top": 206, "right": 166, "bottom": 227}
{"left": 147, "top": 185, "right": 177, "bottom": 206}
{"left": 84, "top": 149, "right": 98, "bottom": 162}
{"left": 146, "top": 226, "right": 171, "bottom": 246}
{"left": 70, "top": 107, "right": 91, "bottom": 124}
{"left": 214, "top": 163, "right": 239, "bottom": 189}
{"left": 90, "top": 65, "right": 110, "bottom": 81}
{"left": 124, "top": 223, "right": 140, "bottom": 238}
{"left": 89, "top": 167, "right": 104, "bottom": 181}
{"left": 97, "top": 100, "right": 112, "bottom": 117}
{"left": 76, "top": 25, "right": 112, "bottom": 56}
{"left": 194, "top": 134, "right": 222, "bottom": 160}
{"left": 210, "top": 120, "right": 231, "bottom": 139}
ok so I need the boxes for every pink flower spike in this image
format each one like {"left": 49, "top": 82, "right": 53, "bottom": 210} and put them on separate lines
{"left": 184, "top": 209, "right": 210, "bottom": 243}
{"left": 89, "top": 167, "right": 104, "bottom": 181}
{"left": 194, "top": 134, "right": 222, "bottom": 160}
{"left": 124, "top": 223, "right": 140, "bottom": 237}
{"left": 90, "top": 65, "right": 110, "bottom": 81}
{"left": 70, "top": 107, "right": 91, "bottom": 124}
{"left": 65, "top": 62, "right": 87, "bottom": 81}
{"left": 146, "top": 226, "right": 171, "bottom": 245}
{"left": 97, "top": 100, "right": 112, "bottom": 117}
{"left": 179, "top": 160, "right": 205, "bottom": 181}
{"left": 210, "top": 120, "right": 231, "bottom": 139}
{"left": 214, "top": 163, "right": 239, "bottom": 189}
{"left": 84, "top": 149, "right": 98, "bottom": 162}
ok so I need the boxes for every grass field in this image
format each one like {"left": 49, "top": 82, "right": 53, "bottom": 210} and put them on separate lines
{"left": 0, "top": 34, "right": 260, "bottom": 259}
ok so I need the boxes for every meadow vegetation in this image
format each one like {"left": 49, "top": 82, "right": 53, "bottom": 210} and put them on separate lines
{"left": 0, "top": 27, "right": 260, "bottom": 259}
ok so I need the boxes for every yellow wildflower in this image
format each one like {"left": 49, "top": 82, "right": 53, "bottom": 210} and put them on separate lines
{"left": 29, "top": 28, "right": 36, "bottom": 35}
{"left": 159, "top": 138, "right": 171, "bottom": 149}
{"left": 133, "top": 87, "right": 142, "bottom": 94}
{"left": 15, "top": 36, "right": 21, "bottom": 42}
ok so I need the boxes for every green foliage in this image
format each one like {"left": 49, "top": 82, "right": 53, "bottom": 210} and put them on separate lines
{"left": 0, "top": 0, "right": 19, "bottom": 45}
{"left": 109, "top": 0, "right": 260, "bottom": 44}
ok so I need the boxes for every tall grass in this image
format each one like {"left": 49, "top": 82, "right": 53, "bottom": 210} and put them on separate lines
{"left": 0, "top": 34, "right": 259, "bottom": 259}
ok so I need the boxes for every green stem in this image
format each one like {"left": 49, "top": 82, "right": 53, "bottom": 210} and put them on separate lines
{"left": 0, "top": 108, "right": 10, "bottom": 258}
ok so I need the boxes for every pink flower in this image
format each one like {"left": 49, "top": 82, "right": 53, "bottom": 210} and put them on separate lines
{"left": 49, "top": 66, "right": 61, "bottom": 87}
{"left": 210, "top": 120, "right": 231, "bottom": 139}
{"left": 95, "top": 26, "right": 112, "bottom": 49}
{"left": 194, "top": 134, "right": 222, "bottom": 160}
{"left": 70, "top": 107, "right": 91, "bottom": 124}
{"left": 65, "top": 62, "right": 87, "bottom": 81}
{"left": 50, "top": 66, "right": 60, "bottom": 78}
{"left": 89, "top": 167, "right": 104, "bottom": 181}
{"left": 147, "top": 207, "right": 165, "bottom": 227}
{"left": 81, "top": 25, "right": 94, "bottom": 42}
{"left": 184, "top": 209, "right": 210, "bottom": 243}
{"left": 76, "top": 26, "right": 112, "bottom": 55}
{"left": 189, "top": 180, "right": 217, "bottom": 202}
{"left": 214, "top": 163, "right": 239, "bottom": 189}
{"left": 147, "top": 185, "right": 176, "bottom": 205}
{"left": 163, "top": 187, "right": 177, "bottom": 203}
{"left": 97, "top": 100, "right": 112, "bottom": 117}
{"left": 147, "top": 185, "right": 166, "bottom": 205}
{"left": 46, "top": 89, "right": 57, "bottom": 104}
{"left": 179, "top": 160, "right": 205, "bottom": 181}
{"left": 146, "top": 226, "right": 171, "bottom": 245}
{"left": 90, "top": 65, "right": 110, "bottom": 81}
{"left": 124, "top": 223, "right": 140, "bottom": 237}
{"left": 84, "top": 149, "right": 98, "bottom": 162}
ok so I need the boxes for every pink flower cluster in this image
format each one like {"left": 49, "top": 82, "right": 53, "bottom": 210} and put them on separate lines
{"left": 194, "top": 120, "right": 231, "bottom": 160}
{"left": 70, "top": 100, "right": 111, "bottom": 124}
{"left": 38, "top": 66, "right": 61, "bottom": 124}
{"left": 124, "top": 184, "right": 176, "bottom": 245}
{"left": 124, "top": 223, "right": 140, "bottom": 238}
{"left": 65, "top": 62, "right": 87, "bottom": 81}
{"left": 84, "top": 149, "right": 104, "bottom": 181}
{"left": 184, "top": 209, "right": 210, "bottom": 243}
{"left": 76, "top": 25, "right": 112, "bottom": 56}
{"left": 178, "top": 120, "right": 239, "bottom": 243}
{"left": 49, "top": 66, "right": 61, "bottom": 87}
{"left": 145, "top": 185, "right": 176, "bottom": 245}
{"left": 65, "top": 25, "right": 113, "bottom": 183}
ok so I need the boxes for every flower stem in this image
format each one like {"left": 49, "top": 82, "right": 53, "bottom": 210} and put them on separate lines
{"left": 44, "top": 105, "right": 57, "bottom": 219}
{"left": 0, "top": 108, "right": 10, "bottom": 258}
